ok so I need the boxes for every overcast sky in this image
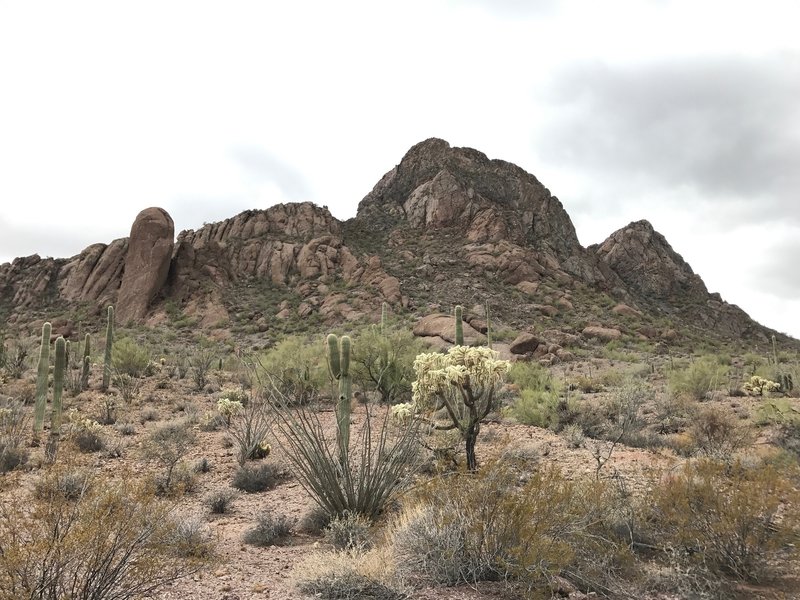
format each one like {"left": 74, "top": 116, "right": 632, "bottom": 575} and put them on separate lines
{"left": 1, "top": 1, "right": 798, "bottom": 339}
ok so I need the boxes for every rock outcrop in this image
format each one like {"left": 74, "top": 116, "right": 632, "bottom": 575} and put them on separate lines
{"left": 0, "top": 139, "right": 789, "bottom": 346}
{"left": 117, "top": 208, "right": 175, "bottom": 323}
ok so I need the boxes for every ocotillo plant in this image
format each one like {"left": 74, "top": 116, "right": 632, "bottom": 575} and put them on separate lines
{"left": 102, "top": 305, "right": 114, "bottom": 391}
{"left": 454, "top": 305, "right": 464, "bottom": 346}
{"left": 326, "top": 333, "right": 352, "bottom": 466}
{"left": 80, "top": 333, "right": 91, "bottom": 391}
{"left": 33, "top": 322, "right": 52, "bottom": 435}
{"left": 45, "top": 336, "right": 66, "bottom": 463}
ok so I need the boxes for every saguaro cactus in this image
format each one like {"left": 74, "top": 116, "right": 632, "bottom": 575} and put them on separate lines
{"left": 33, "top": 322, "right": 52, "bottom": 435}
{"left": 380, "top": 302, "right": 388, "bottom": 336}
{"left": 81, "top": 333, "right": 91, "bottom": 391}
{"left": 454, "top": 305, "right": 464, "bottom": 346}
{"left": 46, "top": 336, "right": 66, "bottom": 463}
{"left": 102, "top": 305, "right": 114, "bottom": 391}
{"left": 326, "top": 333, "right": 352, "bottom": 466}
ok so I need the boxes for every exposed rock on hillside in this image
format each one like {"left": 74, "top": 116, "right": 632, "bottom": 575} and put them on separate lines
{"left": 0, "top": 138, "right": 790, "bottom": 346}
{"left": 117, "top": 208, "right": 174, "bottom": 323}
{"left": 593, "top": 220, "right": 707, "bottom": 302}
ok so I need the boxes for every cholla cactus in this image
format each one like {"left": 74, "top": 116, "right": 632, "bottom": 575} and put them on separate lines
{"left": 390, "top": 402, "right": 415, "bottom": 422}
{"left": 412, "top": 345, "right": 510, "bottom": 471}
{"left": 742, "top": 375, "right": 781, "bottom": 396}
{"left": 217, "top": 397, "right": 244, "bottom": 426}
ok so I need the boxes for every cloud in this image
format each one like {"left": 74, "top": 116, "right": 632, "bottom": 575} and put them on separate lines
{"left": 457, "top": 0, "right": 558, "bottom": 17}
{"left": 751, "top": 234, "right": 800, "bottom": 300}
{"left": 230, "top": 146, "right": 312, "bottom": 202}
{"left": 538, "top": 54, "right": 800, "bottom": 223}
{"left": 0, "top": 217, "right": 115, "bottom": 264}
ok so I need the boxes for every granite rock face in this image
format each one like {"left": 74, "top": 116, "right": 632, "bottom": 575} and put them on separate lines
{"left": 116, "top": 208, "right": 175, "bottom": 323}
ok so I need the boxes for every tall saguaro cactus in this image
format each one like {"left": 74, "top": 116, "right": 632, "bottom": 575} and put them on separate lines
{"left": 45, "top": 336, "right": 66, "bottom": 463}
{"left": 81, "top": 333, "right": 91, "bottom": 391}
{"left": 326, "top": 333, "right": 352, "bottom": 466}
{"left": 102, "top": 305, "right": 114, "bottom": 391}
{"left": 33, "top": 322, "right": 52, "bottom": 435}
{"left": 380, "top": 302, "right": 388, "bottom": 336}
{"left": 485, "top": 303, "right": 492, "bottom": 350}
{"left": 454, "top": 305, "right": 464, "bottom": 346}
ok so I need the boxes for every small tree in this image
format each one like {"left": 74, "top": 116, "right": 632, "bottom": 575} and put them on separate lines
{"left": 352, "top": 326, "right": 426, "bottom": 405}
{"left": 412, "top": 346, "right": 510, "bottom": 471}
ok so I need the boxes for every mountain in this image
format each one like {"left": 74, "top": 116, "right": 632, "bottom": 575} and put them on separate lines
{"left": 0, "top": 138, "right": 789, "bottom": 349}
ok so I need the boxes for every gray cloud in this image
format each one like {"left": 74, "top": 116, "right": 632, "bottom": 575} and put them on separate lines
{"left": 538, "top": 54, "right": 800, "bottom": 223}
{"left": 230, "top": 146, "right": 312, "bottom": 202}
{"left": 752, "top": 236, "right": 800, "bottom": 300}
{"left": 0, "top": 217, "right": 118, "bottom": 264}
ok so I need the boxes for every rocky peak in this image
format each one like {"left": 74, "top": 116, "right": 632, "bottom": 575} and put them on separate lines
{"left": 355, "top": 138, "right": 581, "bottom": 256}
{"left": 592, "top": 220, "right": 708, "bottom": 303}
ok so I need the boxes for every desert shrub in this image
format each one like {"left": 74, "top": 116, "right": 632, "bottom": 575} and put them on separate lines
{"left": 115, "top": 421, "right": 136, "bottom": 436}
{"left": 669, "top": 356, "right": 728, "bottom": 400}
{"left": 298, "top": 504, "right": 332, "bottom": 534}
{"left": 168, "top": 516, "right": 213, "bottom": 559}
{"left": 205, "top": 489, "right": 237, "bottom": 514}
{"left": 505, "top": 362, "right": 562, "bottom": 428}
{"left": 295, "top": 548, "right": 407, "bottom": 600}
{"left": 389, "top": 462, "right": 630, "bottom": 591}
{"left": 644, "top": 459, "right": 800, "bottom": 583}
{"left": 112, "top": 337, "right": 150, "bottom": 378}
{"left": 507, "top": 388, "right": 560, "bottom": 428}
{"left": 33, "top": 469, "right": 91, "bottom": 501}
{"left": 352, "top": 326, "right": 426, "bottom": 404}
{"left": 243, "top": 512, "right": 293, "bottom": 547}
{"left": 194, "top": 457, "right": 211, "bottom": 473}
{"left": 112, "top": 371, "right": 142, "bottom": 403}
{"left": 139, "top": 407, "right": 159, "bottom": 423}
{"left": 231, "top": 462, "right": 289, "bottom": 493}
{"left": 688, "top": 405, "right": 753, "bottom": 460}
{"left": 226, "top": 395, "right": 272, "bottom": 466}
{"left": 0, "top": 399, "right": 28, "bottom": 473}
{"left": 250, "top": 335, "right": 327, "bottom": 406}
{"left": 3, "top": 340, "right": 30, "bottom": 379}
{"left": 274, "top": 398, "right": 420, "bottom": 520}
{"left": 0, "top": 474, "right": 211, "bottom": 600}
{"left": 188, "top": 346, "right": 216, "bottom": 391}
{"left": 324, "top": 511, "right": 372, "bottom": 550}
{"left": 199, "top": 411, "right": 226, "bottom": 431}
{"left": 143, "top": 420, "right": 196, "bottom": 496}
{"left": 68, "top": 417, "right": 106, "bottom": 453}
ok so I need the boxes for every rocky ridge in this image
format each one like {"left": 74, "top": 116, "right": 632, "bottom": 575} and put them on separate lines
{"left": 0, "top": 138, "right": 788, "bottom": 348}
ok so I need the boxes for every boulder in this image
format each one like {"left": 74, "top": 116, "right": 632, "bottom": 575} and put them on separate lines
{"left": 413, "top": 313, "right": 485, "bottom": 345}
{"left": 117, "top": 208, "right": 174, "bottom": 323}
{"left": 510, "top": 332, "right": 541, "bottom": 355}
{"left": 582, "top": 326, "right": 622, "bottom": 342}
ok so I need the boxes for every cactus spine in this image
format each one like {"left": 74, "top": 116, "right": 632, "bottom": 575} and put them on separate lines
{"left": 81, "top": 333, "right": 91, "bottom": 391}
{"left": 454, "top": 305, "right": 464, "bottom": 346}
{"left": 33, "top": 322, "right": 52, "bottom": 434}
{"left": 326, "top": 333, "right": 352, "bottom": 466}
{"left": 45, "top": 336, "right": 66, "bottom": 463}
{"left": 102, "top": 305, "right": 114, "bottom": 391}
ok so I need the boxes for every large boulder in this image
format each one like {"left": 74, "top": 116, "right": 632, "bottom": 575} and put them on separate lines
{"left": 117, "top": 207, "right": 175, "bottom": 323}
{"left": 413, "top": 313, "right": 486, "bottom": 346}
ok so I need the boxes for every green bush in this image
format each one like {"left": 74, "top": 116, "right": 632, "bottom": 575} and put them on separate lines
{"left": 112, "top": 337, "right": 150, "bottom": 378}
{"left": 352, "top": 326, "right": 426, "bottom": 404}
{"left": 669, "top": 356, "right": 728, "bottom": 400}
{"left": 506, "top": 362, "right": 562, "bottom": 428}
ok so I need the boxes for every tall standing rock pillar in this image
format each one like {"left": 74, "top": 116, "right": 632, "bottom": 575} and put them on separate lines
{"left": 117, "top": 207, "right": 175, "bottom": 323}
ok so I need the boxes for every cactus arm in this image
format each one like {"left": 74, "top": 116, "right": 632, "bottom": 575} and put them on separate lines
{"left": 102, "top": 305, "right": 114, "bottom": 391}
{"left": 454, "top": 305, "right": 464, "bottom": 346}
